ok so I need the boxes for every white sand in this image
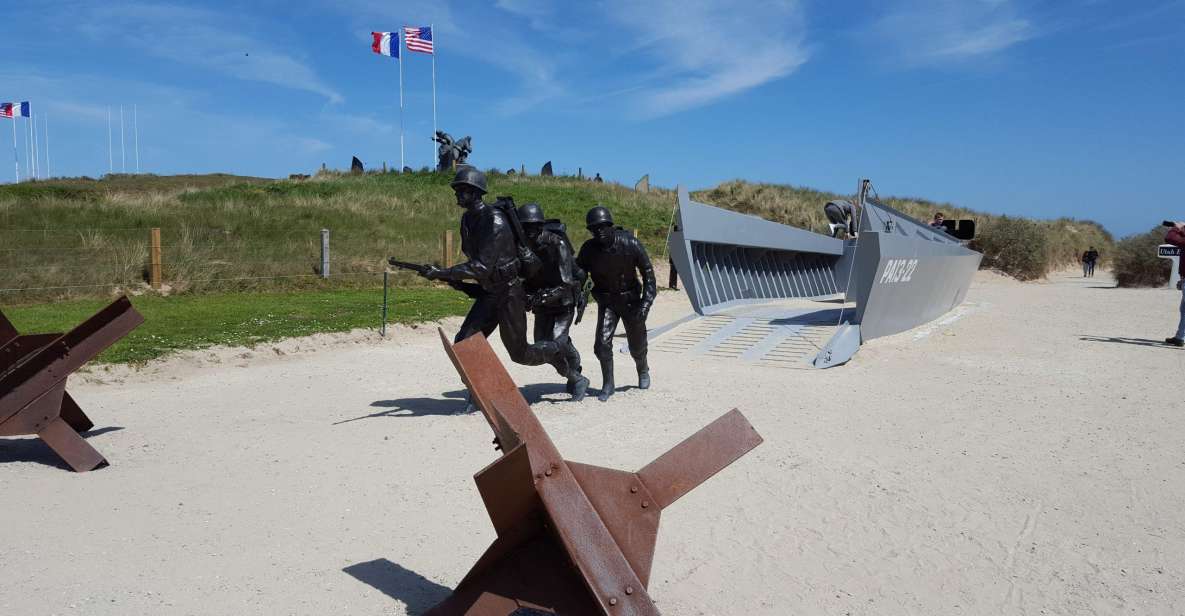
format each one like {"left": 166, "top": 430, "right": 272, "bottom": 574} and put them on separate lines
{"left": 2, "top": 269, "right": 1184, "bottom": 615}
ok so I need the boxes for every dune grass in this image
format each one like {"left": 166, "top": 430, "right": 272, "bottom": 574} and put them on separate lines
{"left": 0, "top": 171, "right": 675, "bottom": 303}
{"left": 1113, "top": 226, "right": 1174, "bottom": 287}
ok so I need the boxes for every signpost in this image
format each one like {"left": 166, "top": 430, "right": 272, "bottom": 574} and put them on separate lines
{"left": 1159, "top": 244, "right": 1181, "bottom": 289}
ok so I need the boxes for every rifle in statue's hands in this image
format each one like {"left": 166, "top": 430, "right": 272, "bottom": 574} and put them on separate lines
{"left": 388, "top": 258, "right": 484, "bottom": 299}
{"left": 574, "top": 280, "right": 591, "bottom": 324}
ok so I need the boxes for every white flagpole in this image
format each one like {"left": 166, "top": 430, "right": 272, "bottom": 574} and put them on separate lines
{"left": 9, "top": 116, "right": 17, "bottom": 183}
{"left": 31, "top": 114, "right": 38, "bottom": 180}
{"left": 134, "top": 104, "right": 141, "bottom": 173}
{"left": 28, "top": 116, "right": 34, "bottom": 179}
{"left": 431, "top": 24, "right": 437, "bottom": 150}
{"left": 45, "top": 112, "right": 51, "bottom": 179}
{"left": 107, "top": 107, "right": 113, "bottom": 174}
{"left": 25, "top": 116, "right": 30, "bottom": 180}
{"left": 398, "top": 30, "right": 405, "bottom": 172}
{"left": 120, "top": 105, "right": 126, "bottom": 173}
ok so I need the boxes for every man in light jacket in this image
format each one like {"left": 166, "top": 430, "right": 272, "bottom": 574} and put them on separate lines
{"left": 1165, "top": 222, "right": 1185, "bottom": 347}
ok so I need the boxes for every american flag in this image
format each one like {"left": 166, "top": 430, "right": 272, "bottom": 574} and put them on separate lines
{"left": 0, "top": 101, "right": 30, "bottom": 119}
{"left": 403, "top": 26, "right": 433, "bottom": 55}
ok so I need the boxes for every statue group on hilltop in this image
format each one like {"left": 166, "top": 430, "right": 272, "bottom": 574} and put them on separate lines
{"left": 434, "top": 131, "right": 472, "bottom": 172}
{"left": 391, "top": 165, "right": 656, "bottom": 405}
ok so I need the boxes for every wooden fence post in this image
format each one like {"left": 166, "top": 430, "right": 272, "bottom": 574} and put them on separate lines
{"left": 444, "top": 230, "right": 454, "bottom": 267}
{"left": 149, "top": 227, "right": 162, "bottom": 290}
{"left": 320, "top": 229, "right": 330, "bottom": 278}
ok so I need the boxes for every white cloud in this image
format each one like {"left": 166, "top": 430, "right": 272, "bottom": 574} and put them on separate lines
{"left": 869, "top": 0, "right": 1036, "bottom": 65}
{"left": 602, "top": 0, "right": 810, "bottom": 117}
{"left": 75, "top": 3, "right": 344, "bottom": 104}
{"left": 495, "top": 0, "right": 553, "bottom": 30}
{"left": 333, "top": 113, "right": 396, "bottom": 136}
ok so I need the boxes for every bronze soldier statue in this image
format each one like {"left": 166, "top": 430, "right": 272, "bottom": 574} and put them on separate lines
{"left": 576, "top": 205, "right": 656, "bottom": 401}
{"left": 517, "top": 202, "right": 590, "bottom": 401}
{"left": 418, "top": 167, "right": 576, "bottom": 398}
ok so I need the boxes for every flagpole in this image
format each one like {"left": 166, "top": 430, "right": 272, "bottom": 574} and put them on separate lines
{"left": 28, "top": 115, "right": 34, "bottom": 179}
{"left": 431, "top": 23, "right": 437, "bottom": 157}
{"left": 120, "top": 105, "right": 126, "bottom": 173}
{"left": 134, "top": 104, "right": 141, "bottom": 173}
{"left": 31, "top": 114, "right": 38, "bottom": 180}
{"left": 9, "top": 116, "right": 17, "bottom": 183}
{"left": 107, "top": 107, "right": 113, "bottom": 174}
{"left": 25, "top": 116, "right": 31, "bottom": 181}
{"left": 398, "top": 30, "right": 405, "bottom": 172}
{"left": 45, "top": 112, "right": 51, "bottom": 179}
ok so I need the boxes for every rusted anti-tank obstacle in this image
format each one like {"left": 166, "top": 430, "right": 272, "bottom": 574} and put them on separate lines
{"left": 0, "top": 296, "right": 144, "bottom": 472}
{"left": 424, "top": 328, "right": 763, "bottom": 615}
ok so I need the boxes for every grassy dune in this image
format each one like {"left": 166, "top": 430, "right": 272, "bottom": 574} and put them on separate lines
{"left": 0, "top": 171, "right": 673, "bottom": 303}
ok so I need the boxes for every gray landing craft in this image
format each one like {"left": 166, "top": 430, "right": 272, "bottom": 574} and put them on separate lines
{"left": 666, "top": 180, "right": 983, "bottom": 368}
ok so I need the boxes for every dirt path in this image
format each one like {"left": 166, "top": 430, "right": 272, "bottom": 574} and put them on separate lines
{"left": 2, "top": 269, "right": 1184, "bottom": 615}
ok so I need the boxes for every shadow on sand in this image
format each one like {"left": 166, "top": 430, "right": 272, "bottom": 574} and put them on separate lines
{"left": 0, "top": 426, "right": 124, "bottom": 470}
{"left": 334, "top": 382, "right": 583, "bottom": 425}
{"left": 342, "top": 558, "right": 451, "bottom": 615}
{"left": 1079, "top": 335, "right": 1181, "bottom": 349}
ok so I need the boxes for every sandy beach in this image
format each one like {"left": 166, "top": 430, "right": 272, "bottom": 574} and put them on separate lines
{"left": 3, "top": 269, "right": 1184, "bottom": 616}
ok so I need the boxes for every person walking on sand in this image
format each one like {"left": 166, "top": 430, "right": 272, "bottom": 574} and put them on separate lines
{"left": 1164, "top": 222, "right": 1185, "bottom": 347}
{"left": 1082, "top": 246, "right": 1099, "bottom": 277}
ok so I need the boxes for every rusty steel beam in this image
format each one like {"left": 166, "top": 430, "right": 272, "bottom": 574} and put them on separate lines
{"left": 0, "top": 296, "right": 144, "bottom": 472}
{"left": 424, "top": 328, "right": 763, "bottom": 615}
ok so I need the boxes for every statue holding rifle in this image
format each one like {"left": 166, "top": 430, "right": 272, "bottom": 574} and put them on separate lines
{"left": 389, "top": 166, "right": 580, "bottom": 404}
{"left": 434, "top": 131, "right": 473, "bottom": 172}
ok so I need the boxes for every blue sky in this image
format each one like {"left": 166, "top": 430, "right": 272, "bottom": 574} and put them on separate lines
{"left": 1, "top": 0, "right": 1182, "bottom": 237}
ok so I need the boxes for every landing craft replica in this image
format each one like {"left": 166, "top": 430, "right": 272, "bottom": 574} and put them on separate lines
{"left": 666, "top": 180, "right": 983, "bottom": 367}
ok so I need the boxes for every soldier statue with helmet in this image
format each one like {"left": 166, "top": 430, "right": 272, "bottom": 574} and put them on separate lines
{"left": 576, "top": 205, "right": 657, "bottom": 401}
{"left": 407, "top": 166, "right": 579, "bottom": 401}
{"left": 516, "top": 202, "right": 591, "bottom": 401}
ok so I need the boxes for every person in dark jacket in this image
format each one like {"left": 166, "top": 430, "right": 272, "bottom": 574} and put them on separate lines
{"left": 421, "top": 166, "right": 572, "bottom": 374}
{"left": 517, "top": 202, "right": 590, "bottom": 400}
{"left": 1165, "top": 222, "right": 1185, "bottom": 347}
{"left": 1082, "top": 247, "right": 1100, "bottom": 277}
{"left": 577, "top": 205, "right": 657, "bottom": 401}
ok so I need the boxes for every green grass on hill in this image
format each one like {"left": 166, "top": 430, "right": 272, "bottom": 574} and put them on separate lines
{"left": 1, "top": 285, "right": 469, "bottom": 364}
{"left": 0, "top": 171, "right": 674, "bottom": 302}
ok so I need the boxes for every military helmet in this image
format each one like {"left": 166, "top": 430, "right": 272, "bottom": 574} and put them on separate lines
{"left": 450, "top": 165, "right": 487, "bottom": 194}
{"left": 586, "top": 205, "right": 614, "bottom": 229}
{"left": 517, "top": 202, "right": 546, "bottom": 224}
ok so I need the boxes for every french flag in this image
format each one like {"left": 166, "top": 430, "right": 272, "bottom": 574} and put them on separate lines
{"left": 0, "top": 101, "right": 30, "bottom": 118}
{"left": 371, "top": 32, "right": 399, "bottom": 58}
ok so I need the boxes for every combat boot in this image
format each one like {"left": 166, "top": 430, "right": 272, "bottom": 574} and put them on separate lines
{"left": 569, "top": 373, "right": 590, "bottom": 401}
{"left": 597, "top": 358, "right": 615, "bottom": 402}
{"left": 636, "top": 358, "right": 651, "bottom": 390}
